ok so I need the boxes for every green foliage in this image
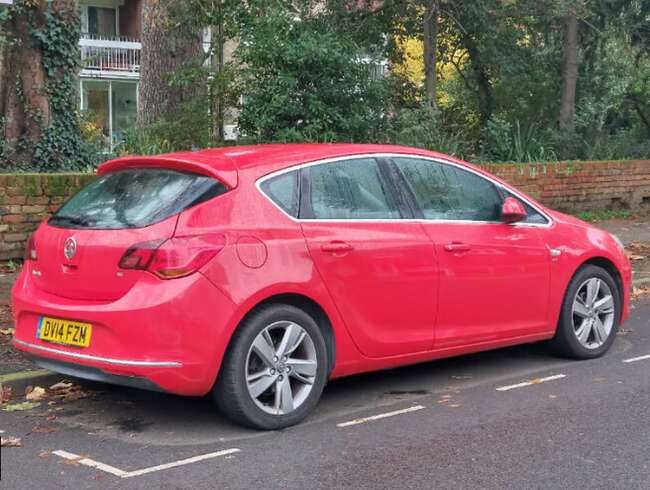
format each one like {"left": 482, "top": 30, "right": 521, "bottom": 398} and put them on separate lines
{"left": 482, "top": 117, "right": 557, "bottom": 163}
{"left": 235, "top": 7, "right": 388, "bottom": 143}
{"left": 384, "top": 106, "right": 468, "bottom": 157}
{"left": 576, "top": 209, "right": 633, "bottom": 222}
{"left": 1, "top": 2, "right": 95, "bottom": 171}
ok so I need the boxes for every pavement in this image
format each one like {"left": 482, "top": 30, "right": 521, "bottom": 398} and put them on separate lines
{"left": 594, "top": 214, "right": 650, "bottom": 285}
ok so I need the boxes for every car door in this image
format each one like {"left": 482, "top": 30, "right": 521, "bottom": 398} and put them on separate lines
{"left": 298, "top": 157, "right": 438, "bottom": 358}
{"left": 390, "top": 156, "right": 551, "bottom": 349}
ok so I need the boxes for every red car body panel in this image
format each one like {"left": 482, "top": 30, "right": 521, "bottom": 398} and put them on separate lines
{"left": 12, "top": 144, "right": 632, "bottom": 395}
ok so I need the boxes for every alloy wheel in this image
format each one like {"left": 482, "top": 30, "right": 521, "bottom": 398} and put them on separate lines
{"left": 245, "top": 320, "right": 318, "bottom": 415}
{"left": 571, "top": 277, "right": 616, "bottom": 349}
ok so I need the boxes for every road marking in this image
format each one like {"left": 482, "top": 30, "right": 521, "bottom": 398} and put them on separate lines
{"left": 337, "top": 405, "right": 426, "bottom": 428}
{"left": 623, "top": 354, "right": 650, "bottom": 364}
{"left": 496, "top": 374, "right": 566, "bottom": 392}
{"left": 53, "top": 450, "right": 128, "bottom": 477}
{"left": 53, "top": 448, "right": 240, "bottom": 479}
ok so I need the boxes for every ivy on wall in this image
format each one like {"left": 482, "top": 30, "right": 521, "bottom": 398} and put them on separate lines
{"left": 1, "top": 1, "right": 94, "bottom": 171}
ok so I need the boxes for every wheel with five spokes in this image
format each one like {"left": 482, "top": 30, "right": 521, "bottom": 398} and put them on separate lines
{"left": 214, "top": 304, "right": 328, "bottom": 430}
{"left": 549, "top": 264, "right": 621, "bottom": 359}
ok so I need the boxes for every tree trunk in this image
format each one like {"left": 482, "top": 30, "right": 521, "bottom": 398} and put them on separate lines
{"left": 138, "top": 0, "right": 204, "bottom": 126}
{"left": 423, "top": 0, "right": 439, "bottom": 110}
{"left": 464, "top": 36, "right": 493, "bottom": 126}
{"left": 1, "top": 0, "right": 51, "bottom": 164}
{"left": 210, "top": 1, "right": 225, "bottom": 144}
{"left": 558, "top": 13, "right": 579, "bottom": 130}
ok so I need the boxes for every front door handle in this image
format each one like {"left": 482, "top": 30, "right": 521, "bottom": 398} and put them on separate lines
{"left": 321, "top": 241, "right": 353, "bottom": 253}
{"left": 444, "top": 242, "right": 471, "bottom": 253}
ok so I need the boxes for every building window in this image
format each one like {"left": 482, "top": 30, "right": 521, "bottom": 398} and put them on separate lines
{"left": 80, "top": 79, "right": 137, "bottom": 152}
{"left": 85, "top": 6, "right": 118, "bottom": 37}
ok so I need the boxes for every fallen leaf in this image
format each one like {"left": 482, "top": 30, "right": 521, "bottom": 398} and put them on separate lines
{"left": 61, "top": 454, "right": 89, "bottom": 466}
{"left": 530, "top": 378, "right": 543, "bottom": 385}
{"left": 449, "top": 404, "right": 461, "bottom": 408}
{"left": 49, "top": 382, "right": 73, "bottom": 391}
{"left": 39, "top": 450, "right": 51, "bottom": 459}
{"left": 0, "top": 328, "right": 14, "bottom": 336}
{"left": 628, "top": 254, "right": 645, "bottom": 261}
{"left": 32, "top": 425, "right": 58, "bottom": 433}
{"left": 1, "top": 436, "right": 22, "bottom": 447}
{"left": 3, "top": 401, "right": 41, "bottom": 412}
{"left": 0, "top": 383, "right": 13, "bottom": 404}
{"left": 26, "top": 386, "right": 46, "bottom": 402}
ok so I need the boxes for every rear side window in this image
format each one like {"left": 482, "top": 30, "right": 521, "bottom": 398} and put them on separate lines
{"left": 49, "top": 168, "right": 227, "bottom": 229}
{"left": 259, "top": 170, "right": 299, "bottom": 217}
{"left": 302, "top": 158, "right": 400, "bottom": 219}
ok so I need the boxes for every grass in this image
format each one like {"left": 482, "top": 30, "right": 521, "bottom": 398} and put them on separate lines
{"left": 576, "top": 209, "right": 633, "bottom": 222}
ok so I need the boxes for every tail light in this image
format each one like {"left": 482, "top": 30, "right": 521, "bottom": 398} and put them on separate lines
{"left": 119, "top": 235, "right": 226, "bottom": 279}
{"left": 25, "top": 234, "right": 37, "bottom": 261}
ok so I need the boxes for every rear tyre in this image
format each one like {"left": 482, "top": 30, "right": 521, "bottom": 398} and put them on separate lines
{"left": 549, "top": 264, "right": 620, "bottom": 359}
{"left": 213, "top": 304, "right": 328, "bottom": 430}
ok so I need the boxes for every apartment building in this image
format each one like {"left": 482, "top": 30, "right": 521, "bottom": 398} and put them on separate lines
{"left": 77, "top": 0, "right": 142, "bottom": 151}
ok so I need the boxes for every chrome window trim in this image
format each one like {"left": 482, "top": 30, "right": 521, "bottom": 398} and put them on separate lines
{"left": 256, "top": 153, "right": 553, "bottom": 228}
{"left": 14, "top": 339, "right": 182, "bottom": 367}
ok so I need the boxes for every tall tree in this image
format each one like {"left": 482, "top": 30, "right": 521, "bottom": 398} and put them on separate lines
{"left": 558, "top": 11, "right": 579, "bottom": 129}
{"left": 138, "top": 0, "right": 204, "bottom": 126}
{"left": 422, "top": 0, "right": 439, "bottom": 109}
{"left": 1, "top": 0, "right": 88, "bottom": 168}
{"left": 1, "top": 1, "right": 50, "bottom": 163}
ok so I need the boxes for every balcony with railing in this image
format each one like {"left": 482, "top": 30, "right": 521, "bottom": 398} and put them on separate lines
{"left": 79, "top": 33, "right": 141, "bottom": 78}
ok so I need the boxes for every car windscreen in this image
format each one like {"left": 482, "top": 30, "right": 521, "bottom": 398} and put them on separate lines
{"left": 49, "top": 168, "right": 228, "bottom": 229}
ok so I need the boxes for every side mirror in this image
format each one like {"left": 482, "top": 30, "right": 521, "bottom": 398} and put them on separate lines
{"left": 501, "top": 197, "right": 527, "bottom": 224}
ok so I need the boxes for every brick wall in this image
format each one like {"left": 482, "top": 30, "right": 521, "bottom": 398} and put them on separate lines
{"left": 1, "top": 160, "right": 649, "bottom": 260}
{"left": 0, "top": 174, "right": 95, "bottom": 260}
{"left": 483, "top": 160, "right": 650, "bottom": 212}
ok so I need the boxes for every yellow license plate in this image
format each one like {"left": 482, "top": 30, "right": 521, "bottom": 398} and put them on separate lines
{"left": 37, "top": 316, "right": 92, "bottom": 348}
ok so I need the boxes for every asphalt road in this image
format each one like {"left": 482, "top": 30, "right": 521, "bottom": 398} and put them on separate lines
{"left": 2, "top": 299, "right": 650, "bottom": 490}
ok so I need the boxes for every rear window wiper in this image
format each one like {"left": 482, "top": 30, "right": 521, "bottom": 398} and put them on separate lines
{"left": 49, "top": 214, "right": 94, "bottom": 227}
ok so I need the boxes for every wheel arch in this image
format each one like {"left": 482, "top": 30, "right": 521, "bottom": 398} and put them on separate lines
{"left": 579, "top": 256, "right": 624, "bottom": 308}
{"left": 229, "top": 292, "right": 337, "bottom": 375}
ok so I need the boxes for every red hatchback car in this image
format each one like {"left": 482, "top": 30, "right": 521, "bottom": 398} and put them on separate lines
{"left": 12, "top": 144, "right": 631, "bottom": 429}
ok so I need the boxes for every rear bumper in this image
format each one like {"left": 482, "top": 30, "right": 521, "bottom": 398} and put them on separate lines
{"left": 23, "top": 353, "right": 168, "bottom": 392}
{"left": 12, "top": 265, "right": 238, "bottom": 396}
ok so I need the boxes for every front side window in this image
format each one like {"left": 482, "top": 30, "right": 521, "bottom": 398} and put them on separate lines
{"left": 393, "top": 157, "right": 502, "bottom": 221}
{"left": 302, "top": 158, "right": 400, "bottom": 219}
{"left": 50, "top": 169, "right": 227, "bottom": 229}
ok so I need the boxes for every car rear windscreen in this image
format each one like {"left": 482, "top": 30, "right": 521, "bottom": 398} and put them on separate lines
{"left": 49, "top": 168, "right": 228, "bottom": 229}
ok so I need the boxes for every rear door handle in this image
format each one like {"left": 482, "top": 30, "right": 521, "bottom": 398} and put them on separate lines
{"left": 444, "top": 242, "right": 471, "bottom": 253}
{"left": 321, "top": 241, "right": 353, "bottom": 253}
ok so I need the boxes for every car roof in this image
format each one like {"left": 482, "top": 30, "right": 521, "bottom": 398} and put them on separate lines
{"left": 98, "top": 144, "right": 469, "bottom": 189}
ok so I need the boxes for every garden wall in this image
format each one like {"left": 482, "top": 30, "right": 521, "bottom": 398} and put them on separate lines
{"left": 0, "top": 174, "right": 95, "bottom": 260}
{"left": 1, "top": 160, "right": 649, "bottom": 260}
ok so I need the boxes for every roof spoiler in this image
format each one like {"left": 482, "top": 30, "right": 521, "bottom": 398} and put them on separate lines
{"left": 97, "top": 154, "right": 238, "bottom": 189}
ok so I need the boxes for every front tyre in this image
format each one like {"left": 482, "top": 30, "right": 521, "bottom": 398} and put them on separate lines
{"left": 549, "top": 264, "right": 621, "bottom": 359}
{"left": 213, "top": 304, "right": 328, "bottom": 430}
